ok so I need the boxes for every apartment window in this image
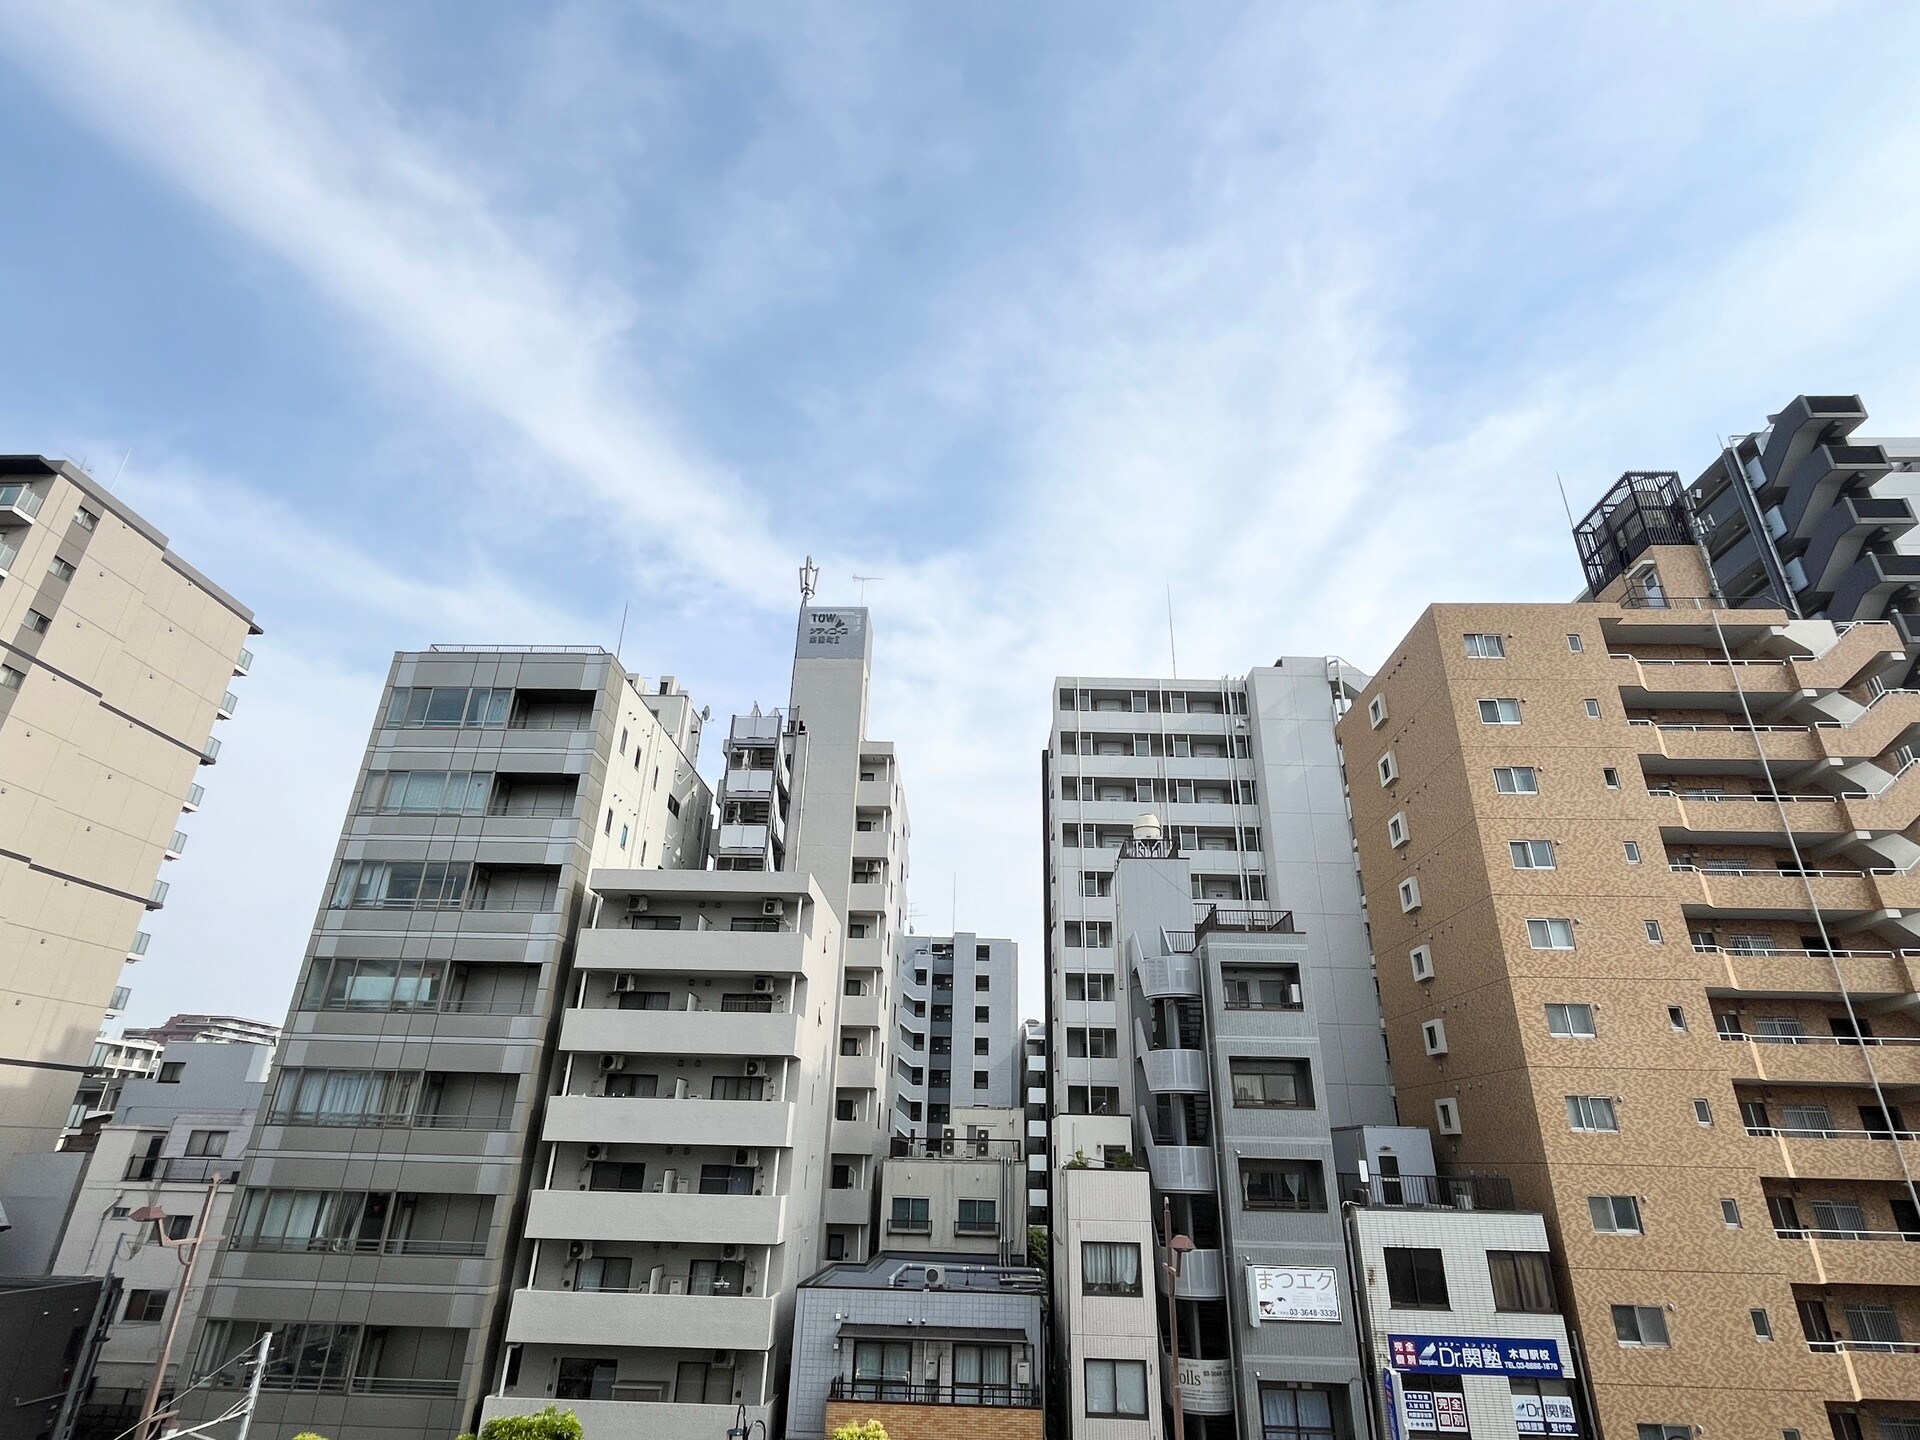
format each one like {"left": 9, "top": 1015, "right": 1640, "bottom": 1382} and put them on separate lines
{"left": 1584, "top": 697, "right": 1602, "bottom": 718}
{"left": 158, "top": 1062, "right": 185, "bottom": 1084}
{"left": 1749, "top": 1307, "right": 1773, "bottom": 1340}
{"left": 974, "top": 1037, "right": 990, "bottom": 1055}
{"left": 1721, "top": 1198, "right": 1742, "bottom": 1228}
{"left": 839, "top": 1035, "right": 861, "bottom": 1056}
{"left": 1488, "top": 1251, "right": 1556, "bottom": 1312}
{"left": 1388, "top": 812, "right": 1409, "bottom": 848}
{"left": 975, "top": 1005, "right": 989, "bottom": 1023}
{"left": 1084, "top": 1359, "right": 1148, "bottom": 1419}
{"left": 364, "top": 770, "right": 492, "bottom": 816}
{"left": 828, "top": 1162, "right": 855, "bottom": 1190}
{"left": 1567, "top": 633, "right": 1585, "bottom": 653}
{"left": 1434, "top": 1097, "right": 1461, "bottom": 1134}
{"left": 1421, "top": 1019, "right": 1447, "bottom": 1055}
{"left": 1603, "top": 767, "right": 1622, "bottom": 788}
{"left": 383, "top": 686, "right": 512, "bottom": 728}
{"left": 1384, "top": 1247, "right": 1450, "bottom": 1308}
{"left": 1081, "top": 871, "right": 1112, "bottom": 898}
{"left": 1493, "top": 765, "right": 1540, "bottom": 795}
{"left": 1638, "top": 1429, "right": 1690, "bottom": 1440}
{"left": 1262, "top": 1390, "right": 1341, "bottom": 1440}
{"left": 1067, "top": 1085, "right": 1121, "bottom": 1115}
{"left": 1511, "top": 839, "right": 1555, "bottom": 869}
{"left": 1546, "top": 1003, "right": 1595, "bottom": 1038}
{"left": 603, "top": 807, "right": 613, "bottom": 835}
{"left": 163, "top": 1216, "right": 193, "bottom": 1240}
{"left": 1566, "top": 1095, "right": 1618, "bottom": 1132}
{"left": 1527, "top": 918, "right": 1575, "bottom": 950}
{"left": 1066, "top": 1028, "right": 1118, "bottom": 1059}
{"left": 1644, "top": 920, "right": 1664, "bottom": 944}
{"left": 1668, "top": 1006, "right": 1687, "bottom": 1032}
{"left": 710, "top": 1076, "right": 761, "bottom": 1101}
{"left": 73, "top": 506, "right": 98, "bottom": 530}
{"left": 1409, "top": 946, "right": 1435, "bottom": 982}
{"left": 1623, "top": 840, "right": 1642, "bottom": 864}
{"left": 1230, "top": 1057, "right": 1314, "bottom": 1108}
{"left": 1589, "top": 1195, "right": 1642, "bottom": 1234}
{"left": 1222, "top": 969, "right": 1301, "bottom": 1009}
{"left": 1398, "top": 877, "right": 1421, "bottom": 912}
{"left": 1613, "top": 1305, "right": 1670, "bottom": 1347}
{"left": 1843, "top": 1304, "right": 1903, "bottom": 1346}
{"left": 1082, "top": 1241, "right": 1142, "bottom": 1296}
{"left": 22, "top": 609, "right": 50, "bottom": 633}
{"left": 1378, "top": 751, "right": 1399, "bottom": 786}
{"left": 666, "top": 794, "right": 681, "bottom": 817}
{"left": 49, "top": 556, "right": 76, "bottom": 580}
{"left": 1240, "top": 1158, "right": 1325, "bottom": 1211}
{"left": 184, "top": 1130, "right": 228, "bottom": 1157}
{"left": 973, "top": 1069, "right": 989, "bottom": 1088}
{"left": 975, "top": 974, "right": 991, "bottom": 992}
{"left": 1368, "top": 695, "right": 1388, "bottom": 728}
{"left": 1067, "top": 973, "right": 1117, "bottom": 1002}
{"left": 1464, "top": 633, "right": 1506, "bottom": 658}
{"left": 835, "top": 1095, "right": 858, "bottom": 1121}
{"left": 0, "top": 665, "right": 24, "bottom": 691}
{"left": 1693, "top": 1099, "right": 1714, "bottom": 1126}
{"left": 1478, "top": 698, "right": 1522, "bottom": 724}
{"left": 123, "top": 1290, "right": 168, "bottom": 1323}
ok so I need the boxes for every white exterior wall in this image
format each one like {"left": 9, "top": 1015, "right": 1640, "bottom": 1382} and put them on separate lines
{"left": 1056, "top": 1167, "right": 1164, "bottom": 1439}
{"left": 894, "top": 932, "right": 1020, "bottom": 1136}
{"left": 1350, "top": 1207, "right": 1578, "bottom": 1440}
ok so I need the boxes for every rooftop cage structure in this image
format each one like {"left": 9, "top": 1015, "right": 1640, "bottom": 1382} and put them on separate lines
{"left": 1574, "top": 470, "right": 1692, "bottom": 595}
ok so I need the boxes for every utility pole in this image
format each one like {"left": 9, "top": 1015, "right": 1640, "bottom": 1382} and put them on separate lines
{"left": 232, "top": 1331, "right": 272, "bottom": 1440}
{"left": 133, "top": 1172, "right": 223, "bottom": 1440}
{"left": 1160, "top": 1194, "right": 1193, "bottom": 1440}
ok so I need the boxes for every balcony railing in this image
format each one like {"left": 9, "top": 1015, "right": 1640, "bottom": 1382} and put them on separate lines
{"left": 1195, "top": 906, "right": 1295, "bottom": 937}
{"left": 0, "top": 483, "right": 45, "bottom": 519}
{"left": 1338, "top": 1173, "right": 1516, "bottom": 1211}
{"left": 201, "top": 736, "right": 221, "bottom": 764}
{"left": 1806, "top": 1339, "right": 1920, "bottom": 1355}
{"left": 128, "top": 931, "right": 151, "bottom": 959}
{"left": 827, "top": 1377, "right": 1040, "bottom": 1409}
{"left": 218, "top": 690, "right": 239, "bottom": 717}
{"left": 888, "top": 1135, "right": 1024, "bottom": 1160}
{"left": 183, "top": 783, "right": 205, "bottom": 811}
{"left": 166, "top": 830, "right": 189, "bottom": 857}
{"left": 1745, "top": 1124, "right": 1920, "bottom": 1141}
{"left": 157, "top": 1158, "right": 242, "bottom": 1184}
{"left": 229, "top": 1235, "right": 488, "bottom": 1258}
{"left": 267, "top": 1109, "right": 507, "bottom": 1131}
{"left": 1719, "top": 1031, "right": 1920, "bottom": 1047}
{"left": 147, "top": 880, "right": 169, "bottom": 910}
{"left": 1774, "top": 1226, "right": 1920, "bottom": 1243}
{"left": 233, "top": 647, "right": 253, "bottom": 675}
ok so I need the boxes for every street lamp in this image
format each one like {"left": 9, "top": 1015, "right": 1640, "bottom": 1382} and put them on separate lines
{"left": 131, "top": 1171, "right": 224, "bottom": 1440}
{"left": 1161, "top": 1195, "right": 1195, "bottom": 1440}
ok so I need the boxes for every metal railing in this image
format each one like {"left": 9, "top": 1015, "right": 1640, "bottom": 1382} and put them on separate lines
{"left": 429, "top": 644, "right": 607, "bottom": 654}
{"left": 1745, "top": 1124, "right": 1920, "bottom": 1141}
{"left": 1673, "top": 862, "right": 1867, "bottom": 878}
{"left": 888, "top": 1135, "right": 1024, "bottom": 1160}
{"left": 0, "top": 483, "right": 45, "bottom": 517}
{"left": 827, "top": 1377, "right": 1040, "bottom": 1408}
{"left": 1774, "top": 1226, "right": 1920, "bottom": 1243}
{"left": 229, "top": 1235, "right": 488, "bottom": 1257}
{"left": 1195, "top": 906, "right": 1295, "bottom": 936}
{"left": 1338, "top": 1172, "right": 1515, "bottom": 1210}
{"left": 1719, "top": 1031, "right": 1920, "bottom": 1047}
{"left": 157, "top": 1158, "right": 242, "bottom": 1183}
{"left": 1806, "top": 1339, "right": 1920, "bottom": 1355}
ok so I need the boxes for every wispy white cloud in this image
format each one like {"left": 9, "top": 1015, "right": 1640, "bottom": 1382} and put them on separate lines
{"left": 8, "top": 1, "right": 1920, "bottom": 1026}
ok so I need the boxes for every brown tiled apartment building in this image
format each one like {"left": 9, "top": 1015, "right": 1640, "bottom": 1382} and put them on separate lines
{"left": 1339, "top": 543, "right": 1920, "bottom": 1440}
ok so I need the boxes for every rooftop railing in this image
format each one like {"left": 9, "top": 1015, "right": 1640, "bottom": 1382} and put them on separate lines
{"left": 827, "top": 1377, "right": 1040, "bottom": 1409}
{"left": 1338, "top": 1172, "right": 1516, "bottom": 1211}
{"left": 1195, "top": 906, "right": 1295, "bottom": 937}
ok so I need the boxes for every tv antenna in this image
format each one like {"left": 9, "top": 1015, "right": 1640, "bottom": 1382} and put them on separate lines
{"left": 852, "top": 574, "right": 883, "bottom": 604}
{"left": 799, "top": 556, "right": 819, "bottom": 603}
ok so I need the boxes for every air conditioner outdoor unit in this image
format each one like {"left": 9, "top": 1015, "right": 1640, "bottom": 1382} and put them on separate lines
{"left": 762, "top": 898, "right": 786, "bottom": 917}
{"left": 752, "top": 976, "right": 773, "bottom": 993}
{"left": 584, "top": 1144, "right": 605, "bottom": 1161}
{"left": 1287, "top": 984, "right": 1303, "bottom": 1006}
{"left": 721, "top": 1244, "right": 741, "bottom": 1260}
{"left": 600, "top": 1054, "right": 627, "bottom": 1072}
{"left": 626, "top": 895, "right": 649, "bottom": 912}
{"left": 612, "top": 974, "right": 640, "bottom": 992}
{"left": 712, "top": 1350, "right": 734, "bottom": 1366}
{"left": 922, "top": 1265, "right": 946, "bottom": 1290}
{"left": 734, "top": 1149, "right": 759, "bottom": 1168}
{"left": 744, "top": 1060, "right": 764, "bottom": 1077}
{"left": 568, "top": 1241, "right": 593, "bottom": 1260}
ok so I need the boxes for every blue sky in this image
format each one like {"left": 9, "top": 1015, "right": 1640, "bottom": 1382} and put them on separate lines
{"left": 4, "top": 1, "right": 1920, "bottom": 1028}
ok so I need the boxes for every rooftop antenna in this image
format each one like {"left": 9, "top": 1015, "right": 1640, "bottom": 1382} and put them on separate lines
{"left": 951, "top": 872, "right": 958, "bottom": 935}
{"left": 853, "top": 574, "right": 883, "bottom": 604}
{"left": 614, "top": 601, "right": 629, "bottom": 668}
{"left": 110, "top": 445, "right": 133, "bottom": 489}
{"left": 799, "top": 556, "right": 819, "bottom": 603}
{"left": 1166, "top": 583, "right": 1179, "bottom": 678}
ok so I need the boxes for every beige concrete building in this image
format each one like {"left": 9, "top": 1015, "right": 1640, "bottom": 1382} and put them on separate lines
{"left": 1339, "top": 544, "right": 1920, "bottom": 1439}
{"left": 0, "top": 456, "right": 256, "bottom": 1178}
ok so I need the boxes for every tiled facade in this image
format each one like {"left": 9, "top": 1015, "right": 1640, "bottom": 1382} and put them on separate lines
{"left": 1339, "top": 546, "right": 1920, "bottom": 1440}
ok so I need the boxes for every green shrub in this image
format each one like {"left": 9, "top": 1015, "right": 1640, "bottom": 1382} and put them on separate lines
{"left": 831, "top": 1421, "right": 890, "bottom": 1440}
{"left": 474, "top": 1407, "right": 584, "bottom": 1440}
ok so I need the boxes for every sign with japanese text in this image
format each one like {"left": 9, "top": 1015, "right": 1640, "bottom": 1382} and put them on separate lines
{"left": 1249, "top": 1265, "right": 1341, "bottom": 1323}
{"left": 1387, "top": 1334, "right": 1565, "bottom": 1377}
{"left": 1513, "top": 1392, "right": 1579, "bottom": 1435}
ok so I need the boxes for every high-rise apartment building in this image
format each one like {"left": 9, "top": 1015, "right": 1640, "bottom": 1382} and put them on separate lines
{"left": 1339, "top": 543, "right": 1920, "bottom": 1440}
{"left": 0, "top": 456, "right": 256, "bottom": 1176}
{"left": 477, "top": 604, "right": 909, "bottom": 1440}
{"left": 180, "top": 647, "right": 710, "bottom": 1440}
{"left": 1041, "top": 662, "right": 1396, "bottom": 1438}
{"left": 894, "top": 932, "right": 1020, "bottom": 1138}
{"left": 1575, "top": 394, "right": 1920, "bottom": 644}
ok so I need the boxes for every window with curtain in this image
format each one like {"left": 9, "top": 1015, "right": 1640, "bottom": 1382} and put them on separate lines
{"left": 852, "top": 1341, "right": 911, "bottom": 1400}
{"left": 1230, "top": 1057, "right": 1314, "bottom": 1108}
{"left": 957, "top": 1198, "right": 997, "bottom": 1234}
{"left": 1084, "top": 1359, "right": 1147, "bottom": 1417}
{"left": 1082, "top": 1241, "right": 1142, "bottom": 1296}
{"left": 953, "top": 1345, "right": 1012, "bottom": 1404}
{"left": 1488, "top": 1250, "right": 1557, "bottom": 1312}
{"left": 1240, "top": 1159, "right": 1325, "bottom": 1211}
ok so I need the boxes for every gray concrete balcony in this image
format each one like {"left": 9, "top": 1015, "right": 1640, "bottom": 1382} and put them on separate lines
{"left": 1134, "top": 952, "right": 1200, "bottom": 999}
{"left": 525, "top": 1188, "right": 788, "bottom": 1245}
{"left": 505, "top": 1288, "right": 777, "bottom": 1353}
{"left": 1800, "top": 496, "right": 1916, "bottom": 597}
{"left": 576, "top": 926, "right": 809, "bottom": 976}
{"left": 1135, "top": 1024, "right": 1208, "bottom": 1094}
{"left": 543, "top": 1094, "right": 796, "bottom": 1149}
{"left": 724, "top": 767, "right": 776, "bottom": 800}
{"left": 559, "top": 1006, "right": 802, "bottom": 1058}
{"left": 716, "top": 823, "right": 772, "bottom": 861}
{"left": 1158, "top": 1242, "right": 1225, "bottom": 1300}
{"left": 1141, "top": 1131, "right": 1215, "bottom": 1193}
{"left": 731, "top": 713, "right": 783, "bottom": 744}
{"left": 841, "top": 988, "right": 883, "bottom": 1029}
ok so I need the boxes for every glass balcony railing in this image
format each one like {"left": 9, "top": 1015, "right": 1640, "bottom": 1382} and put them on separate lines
{"left": 200, "top": 736, "right": 221, "bottom": 764}
{"left": 108, "top": 986, "right": 132, "bottom": 1013}
{"left": 233, "top": 647, "right": 254, "bottom": 676}
{"left": 166, "top": 830, "right": 188, "bottom": 857}
{"left": 0, "top": 484, "right": 44, "bottom": 521}
{"left": 128, "top": 931, "right": 151, "bottom": 959}
{"left": 147, "top": 880, "right": 170, "bottom": 910}
{"left": 183, "top": 784, "right": 205, "bottom": 812}
{"left": 218, "top": 690, "right": 238, "bottom": 717}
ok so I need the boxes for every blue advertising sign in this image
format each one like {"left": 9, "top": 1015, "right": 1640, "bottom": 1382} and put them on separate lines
{"left": 1387, "top": 1334, "right": 1564, "bottom": 1377}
